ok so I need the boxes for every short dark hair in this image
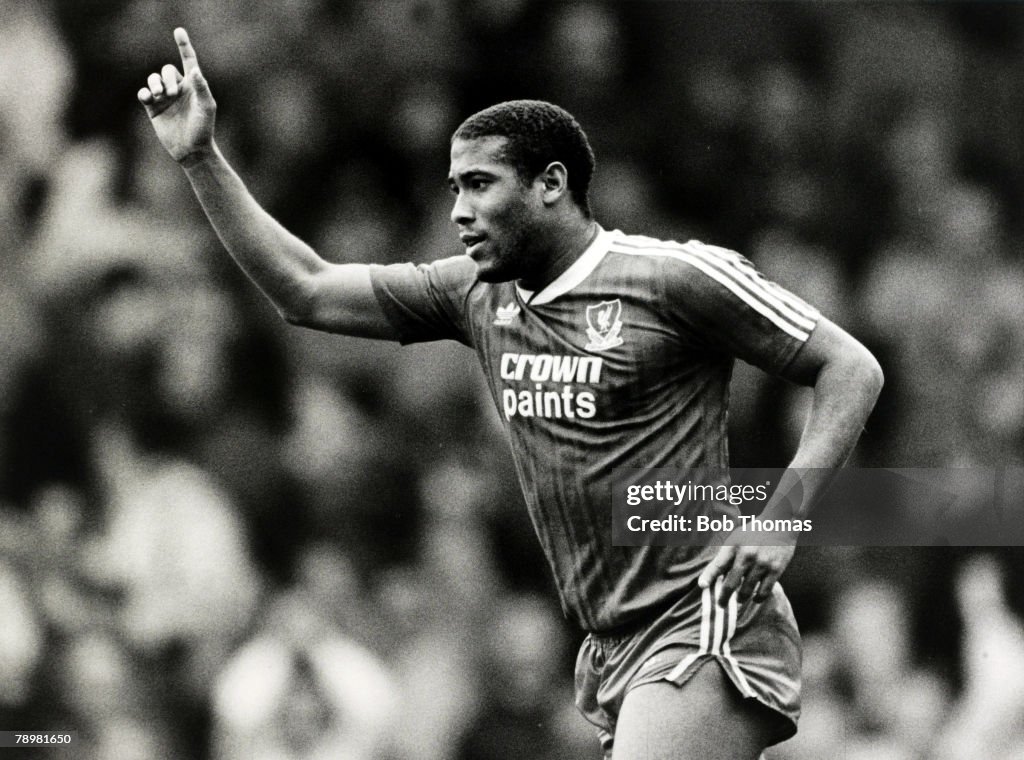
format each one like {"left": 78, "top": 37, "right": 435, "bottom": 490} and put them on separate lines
{"left": 453, "top": 100, "right": 596, "bottom": 217}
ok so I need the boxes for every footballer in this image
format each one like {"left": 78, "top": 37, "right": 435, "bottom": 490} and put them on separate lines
{"left": 139, "top": 29, "right": 883, "bottom": 759}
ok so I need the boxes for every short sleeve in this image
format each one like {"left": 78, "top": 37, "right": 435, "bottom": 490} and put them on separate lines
{"left": 369, "top": 256, "right": 478, "bottom": 346}
{"left": 664, "top": 241, "right": 821, "bottom": 374}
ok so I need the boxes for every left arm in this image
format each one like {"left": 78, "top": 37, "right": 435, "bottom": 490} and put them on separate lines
{"left": 698, "top": 317, "right": 884, "bottom": 602}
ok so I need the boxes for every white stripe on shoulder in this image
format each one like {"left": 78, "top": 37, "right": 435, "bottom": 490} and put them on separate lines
{"left": 610, "top": 239, "right": 812, "bottom": 341}
{"left": 697, "top": 242, "right": 820, "bottom": 322}
{"left": 612, "top": 236, "right": 817, "bottom": 331}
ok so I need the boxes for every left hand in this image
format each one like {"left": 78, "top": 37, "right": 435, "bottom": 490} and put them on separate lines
{"left": 697, "top": 534, "right": 796, "bottom": 606}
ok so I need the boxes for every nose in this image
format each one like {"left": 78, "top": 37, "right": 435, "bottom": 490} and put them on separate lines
{"left": 450, "top": 190, "right": 473, "bottom": 226}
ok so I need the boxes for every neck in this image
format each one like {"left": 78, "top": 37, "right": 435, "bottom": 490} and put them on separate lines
{"left": 518, "top": 214, "right": 599, "bottom": 293}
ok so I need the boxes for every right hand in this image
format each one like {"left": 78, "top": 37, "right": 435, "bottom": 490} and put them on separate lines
{"left": 138, "top": 28, "right": 216, "bottom": 165}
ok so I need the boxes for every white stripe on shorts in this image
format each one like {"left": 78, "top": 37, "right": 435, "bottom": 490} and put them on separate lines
{"left": 721, "top": 590, "right": 756, "bottom": 697}
{"left": 665, "top": 583, "right": 713, "bottom": 681}
{"left": 665, "top": 579, "right": 754, "bottom": 696}
{"left": 711, "top": 577, "right": 726, "bottom": 655}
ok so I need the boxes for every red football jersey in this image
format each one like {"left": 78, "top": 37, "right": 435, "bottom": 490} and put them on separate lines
{"left": 370, "top": 227, "right": 819, "bottom": 631}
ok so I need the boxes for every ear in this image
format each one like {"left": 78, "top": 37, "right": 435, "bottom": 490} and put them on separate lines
{"left": 538, "top": 161, "right": 569, "bottom": 206}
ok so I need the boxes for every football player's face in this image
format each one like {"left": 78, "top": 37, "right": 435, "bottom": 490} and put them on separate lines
{"left": 449, "top": 136, "right": 544, "bottom": 282}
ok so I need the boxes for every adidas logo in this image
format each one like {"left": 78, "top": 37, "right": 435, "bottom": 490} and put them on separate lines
{"left": 493, "top": 302, "right": 521, "bottom": 326}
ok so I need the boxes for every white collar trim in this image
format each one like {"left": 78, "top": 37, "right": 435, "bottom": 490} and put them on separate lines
{"left": 516, "top": 226, "right": 613, "bottom": 305}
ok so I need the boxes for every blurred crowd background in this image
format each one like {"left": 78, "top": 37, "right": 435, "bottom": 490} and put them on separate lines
{"left": 3, "top": 1, "right": 1024, "bottom": 758}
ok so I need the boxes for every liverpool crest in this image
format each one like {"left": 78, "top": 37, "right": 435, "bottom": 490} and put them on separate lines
{"left": 585, "top": 299, "right": 624, "bottom": 351}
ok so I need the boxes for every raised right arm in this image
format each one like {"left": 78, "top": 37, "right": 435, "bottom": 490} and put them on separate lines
{"left": 138, "top": 28, "right": 397, "bottom": 339}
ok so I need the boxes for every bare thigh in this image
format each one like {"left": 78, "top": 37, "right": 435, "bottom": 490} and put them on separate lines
{"left": 610, "top": 659, "right": 781, "bottom": 760}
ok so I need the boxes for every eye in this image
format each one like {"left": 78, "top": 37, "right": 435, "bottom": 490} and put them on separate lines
{"left": 469, "top": 177, "right": 490, "bottom": 191}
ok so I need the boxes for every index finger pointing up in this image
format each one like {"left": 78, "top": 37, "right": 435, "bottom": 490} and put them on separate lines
{"left": 174, "top": 27, "right": 199, "bottom": 74}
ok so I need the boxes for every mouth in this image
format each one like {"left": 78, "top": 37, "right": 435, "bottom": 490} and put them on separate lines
{"left": 459, "top": 232, "right": 486, "bottom": 256}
